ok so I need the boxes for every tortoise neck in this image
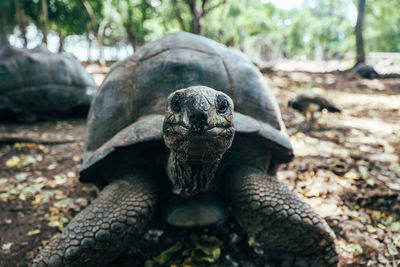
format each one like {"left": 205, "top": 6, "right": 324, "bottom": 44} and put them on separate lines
{"left": 166, "top": 150, "right": 223, "bottom": 197}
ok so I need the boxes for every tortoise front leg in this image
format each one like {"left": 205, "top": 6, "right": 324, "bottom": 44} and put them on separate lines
{"left": 225, "top": 166, "right": 338, "bottom": 266}
{"left": 33, "top": 171, "right": 159, "bottom": 267}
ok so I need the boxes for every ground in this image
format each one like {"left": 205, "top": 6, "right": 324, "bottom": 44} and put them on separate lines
{"left": 0, "top": 64, "right": 399, "bottom": 267}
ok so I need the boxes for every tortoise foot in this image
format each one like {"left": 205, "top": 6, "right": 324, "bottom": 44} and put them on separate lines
{"left": 226, "top": 166, "right": 338, "bottom": 266}
{"left": 33, "top": 173, "right": 158, "bottom": 267}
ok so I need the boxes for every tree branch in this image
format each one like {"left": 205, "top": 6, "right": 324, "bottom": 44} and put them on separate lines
{"left": 172, "top": 0, "right": 188, "bottom": 32}
{"left": 82, "top": 0, "right": 97, "bottom": 29}
{"left": 0, "top": 6, "right": 9, "bottom": 46}
{"left": 201, "top": 0, "right": 209, "bottom": 11}
{"left": 204, "top": 0, "right": 226, "bottom": 15}
{"left": 41, "top": 0, "right": 49, "bottom": 45}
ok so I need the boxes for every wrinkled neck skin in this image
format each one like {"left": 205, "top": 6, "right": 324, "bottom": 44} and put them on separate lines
{"left": 166, "top": 142, "right": 225, "bottom": 197}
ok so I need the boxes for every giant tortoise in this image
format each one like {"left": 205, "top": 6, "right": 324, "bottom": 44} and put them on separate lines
{"left": 0, "top": 45, "right": 95, "bottom": 122}
{"left": 33, "top": 32, "right": 338, "bottom": 266}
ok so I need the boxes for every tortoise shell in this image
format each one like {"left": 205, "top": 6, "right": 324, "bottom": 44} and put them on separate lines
{"left": 80, "top": 32, "right": 293, "bottom": 182}
{"left": 0, "top": 45, "right": 96, "bottom": 121}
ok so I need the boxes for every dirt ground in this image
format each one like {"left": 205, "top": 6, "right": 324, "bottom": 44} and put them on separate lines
{"left": 0, "top": 66, "right": 399, "bottom": 267}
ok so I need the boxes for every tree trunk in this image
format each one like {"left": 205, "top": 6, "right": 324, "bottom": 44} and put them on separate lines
{"left": 351, "top": 0, "right": 380, "bottom": 78}
{"left": 183, "top": 0, "right": 225, "bottom": 34}
{"left": 191, "top": 12, "right": 202, "bottom": 34}
{"left": 97, "top": 18, "right": 108, "bottom": 65}
{"left": 355, "top": 0, "right": 366, "bottom": 65}
{"left": 172, "top": 0, "right": 188, "bottom": 32}
{"left": 14, "top": 0, "right": 28, "bottom": 47}
{"left": 58, "top": 32, "right": 64, "bottom": 53}
{"left": 83, "top": 0, "right": 107, "bottom": 64}
{"left": 41, "top": 0, "right": 49, "bottom": 45}
{"left": 0, "top": 7, "right": 9, "bottom": 46}
{"left": 124, "top": 3, "right": 137, "bottom": 48}
{"left": 86, "top": 24, "right": 91, "bottom": 61}
{"left": 186, "top": 0, "right": 203, "bottom": 34}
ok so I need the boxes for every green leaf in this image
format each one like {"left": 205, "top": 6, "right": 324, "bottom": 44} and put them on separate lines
{"left": 27, "top": 229, "right": 41, "bottom": 236}
{"left": 390, "top": 222, "right": 400, "bottom": 232}
{"left": 152, "top": 242, "right": 183, "bottom": 264}
{"left": 341, "top": 243, "right": 363, "bottom": 255}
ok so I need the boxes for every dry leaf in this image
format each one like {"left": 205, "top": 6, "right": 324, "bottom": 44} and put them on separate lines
{"left": 1, "top": 242, "right": 12, "bottom": 251}
{"left": 6, "top": 156, "right": 20, "bottom": 167}
{"left": 344, "top": 171, "right": 360, "bottom": 180}
{"left": 26, "top": 229, "right": 41, "bottom": 236}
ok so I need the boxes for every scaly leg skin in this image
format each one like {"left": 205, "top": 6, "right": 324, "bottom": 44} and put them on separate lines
{"left": 33, "top": 172, "right": 159, "bottom": 267}
{"left": 226, "top": 166, "right": 338, "bottom": 266}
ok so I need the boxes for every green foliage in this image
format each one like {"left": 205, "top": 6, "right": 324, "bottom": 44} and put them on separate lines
{"left": 203, "top": 1, "right": 283, "bottom": 58}
{"left": 365, "top": 0, "right": 400, "bottom": 52}
{"left": 47, "top": 0, "right": 92, "bottom": 36}
{"left": 115, "top": 0, "right": 157, "bottom": 48}
{"left": 4, "top": 0, "right": 400, "bottom": 59}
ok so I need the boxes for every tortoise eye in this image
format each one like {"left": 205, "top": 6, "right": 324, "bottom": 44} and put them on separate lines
{"left": 216, "top": 94, "right": 229, "bottom": 114}
{"left": 171, "top": 92, "right": 184, "bottom": 113}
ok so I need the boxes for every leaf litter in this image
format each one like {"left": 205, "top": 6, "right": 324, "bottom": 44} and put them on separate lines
{"left": 1, "top": 69, "right": 400, "bottom": 266}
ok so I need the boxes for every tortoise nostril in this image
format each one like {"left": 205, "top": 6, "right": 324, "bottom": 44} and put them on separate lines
{"left": 189, "top": 110, "right": 208, "bottom": 129}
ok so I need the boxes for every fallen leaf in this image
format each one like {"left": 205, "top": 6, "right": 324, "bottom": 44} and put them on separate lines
{"left": 390, "top": 222, "right": 400, "bottom": 232}
{"left": 6, "top": 156, "right": 20, "bottom": 167}
{"left": 389, "top": 163, "right": 400, "bottom": 175}
{"left": 26, "top": 229, "right": 41, "bottom": 236}
{"left": 386, "top": 242, "right": 399, "bottom": 256}
{"left": 26, "top": 143, "right": 36, "bottom": 149}
{"left": 371, "top": 210, "right": 382, "bottom": 221}
{"left": 21, "top": 155, "right": 37, "bottom": 167}
{"left": 386, "top": 182, "right": 400, "bottom": 191}
{"left": 341, "top": 243, "right": 363, "bottom": 255}
{"left": 344, "top": 171, "right": 360, "bottom": 180}
{"left": 377, "top": 223, "right": 386, "bottom": 230}
{"left": 15, "top": 173, "right": 29, "bottom": 181}
{"left": 54, "top": 174, "right": 67, "bottom": 185}
{"left": 37, "top": 144, "right": 45, "bottom": 151}
{"left": 366, "top": 225, "right": 377, "bottom": 233}
{"left": 153, "top": 242, "right": 183, "bottom": 264}
{"left": 58, "top": 217, "right": 69, "bottom": 232}
{"left": 47, "top": 163, "right": 57, "bottom": 170}
{"left": 199, "top": 247, "right": 221, "bottom": 263}
{"left": 1, "top": 242, "right": 12, "bottom": 250}
{"left": 393, "top": 234, "right": 400, "bottom": 247}
{"left": 19, "top": 183, "right": 45, "bottom": 201}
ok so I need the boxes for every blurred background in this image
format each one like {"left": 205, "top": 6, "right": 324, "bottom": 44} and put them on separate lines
{"left": 1, "top": 0, "right": 399, "bottom": 71}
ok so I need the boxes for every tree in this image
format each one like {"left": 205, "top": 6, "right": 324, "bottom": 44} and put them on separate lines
{"left": 41, "top": 0, "right": 49, "bottom": 45}
{"left": 354, "top": 0, "right": 366, "bottom": 65}
{"left": 171, "top": 0, "right": 226, "bottom": 34}
{"left": 13, "top": 0, "right": 28, "bottom": 47}
{"left": 117, "top": 0, "right": 154, "bottom": 50}
{"left": 0, "top": 0, "right": 14, "bottom": 46}
{"left": 82, "top": 0, "right": 107, "bottom": 62}
{"left": 0, "top": 9, "right": 7, "bottom": 46}
{"left": 46, "top": 0, "right": 92, "bottom": 53}
{"left": 351, "top": 0, "right": 380, "bottom": 78}
{"left": 365, "top": 0, "right": 400, "bottom": 52}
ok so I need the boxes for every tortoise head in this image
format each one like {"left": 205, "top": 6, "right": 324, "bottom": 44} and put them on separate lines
{"left": 163, "top": 86, "right": 235, "bottom": 196}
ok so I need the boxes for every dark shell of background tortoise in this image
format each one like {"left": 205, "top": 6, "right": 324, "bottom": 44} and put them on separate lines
{"left": 0, "top": 45, "right": 96, "bottom": 122}
{"left": 80, "top": 32, "right": 293, "bottom": 183}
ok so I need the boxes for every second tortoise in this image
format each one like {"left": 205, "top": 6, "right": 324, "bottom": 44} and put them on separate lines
{"left": 0, "top": 45, "right": 96, "bottom": 122}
